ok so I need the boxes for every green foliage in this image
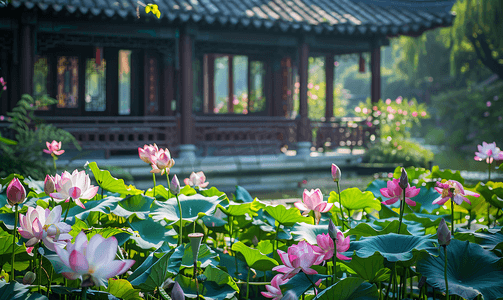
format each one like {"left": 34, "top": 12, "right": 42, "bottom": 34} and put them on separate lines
{"left": 0, "top": 94, "right": 80, "bottom": 179}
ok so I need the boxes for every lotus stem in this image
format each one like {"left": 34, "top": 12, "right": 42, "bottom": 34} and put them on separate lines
{"left": 397, "top": 189, "right": 405, "bottom": 234}
{"left": 451, "top": 198, "right": 455, "bottom": 236}
{"left": 274, "top": 222, "right": 280, "bottom": 253}
{"left": 175, "top": 193, "right": 183, "bottom": 246}
{"left": 383, "top": 265, "right": 393, "bottom": 300}
{"left": 336, "top": 181, "right": 344, "bottom": 231}
{"left": 487, "top": 205, "right": 491, "bottom": 229}
{"left": 11, "top": 204, "right": 18, "bottom": 282}
{"left": 82, "top": 286, "right": 88, "bottom": 300}
{"left": 246, "top": 267, "right": 251, "bottom": 299}
{"left": 443, "top": 246, "right": 449, "bottom": 300}
{"left": 52, "top": 155, "right": 57, "bottom": 172}
{"left": 488, "top": 161, "right": 491, "bottom": 181}
{"left": 332, "top": 237, "right": 337, "bottom": 285}
{"left": 152, "top": 173, "right": 156, "bottom": 197}
{"left": 37, "top": 245, "right": 41, "bottom": 294}
{"left": 63, "top": 203, "right": 70, "bottom": 222}
{"left": 303, "top": 272, "right": 318, "bottom": 294}
{"left": 393, "top": 263, "right": 398, "bottom": 300}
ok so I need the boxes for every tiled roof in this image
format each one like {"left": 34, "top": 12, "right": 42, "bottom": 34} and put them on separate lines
{"left": 9, "top": 0, "right": 455, "bottom": 36}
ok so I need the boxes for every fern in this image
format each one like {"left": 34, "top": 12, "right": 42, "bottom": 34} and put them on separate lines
{"left": 0, "top": 94, "right": 81, "bottom": 179}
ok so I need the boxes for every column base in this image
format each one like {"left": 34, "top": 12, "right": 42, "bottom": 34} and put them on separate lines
{"left": 178, "top": 144, "right": 197, "bottom": 161}
{"left": 296, "top": 141, "right": 312, "bottom": 157}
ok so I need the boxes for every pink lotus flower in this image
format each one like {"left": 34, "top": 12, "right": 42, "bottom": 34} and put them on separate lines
{"left": 138, "top": 144, "right": 159, "bottom": 164}
{"left": 43, "top": 140, "right": 65, "bottom": 156}
{"left": 331, "top": 164, "right": 341, "bottom": 182}
{"left": 261, "top": 274, "right": 289, "bottom": 300}
{"left": 412, "top": 111, "right": 418, "bottom": 117}
{"left": 18, "top": 205, "right": 72, "bottom": 253}
{"left": 295, "top": 189, "right": 333, "bottom": 213}
{"left": 272, "top": 241, "right": 320, "bottom": 279}
{"left": 474, "top": 142, "right": 503, "bottom": 164}
{"left": 7, "top": 178, "right": 26, "bottom": 206}
{"left": 50, "top": 170, "right": 99, "bottom": 209}
{"left": 150, "top": 148, "right": 175, "bottom": 175}
{"left": 312, "top": 232, "right": 352, "bottom": 261}
{"left": 380, "top": 178, "right": 420, "bottom": 206}
{"left": 52, "top": 231, "right": 135, "bottom": 287}
{"left": 44, "top": 175, "right": 56, "bottom": 195}
{"left": 183, "top": 171, "right": 209, "bottom": 188}
{"left": 433, "top": 180, "right": 480, "bottom": 206}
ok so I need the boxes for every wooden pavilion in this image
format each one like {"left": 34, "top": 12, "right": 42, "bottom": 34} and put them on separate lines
{"left": 0, "top": 0, "right": 455, "bottom": 159}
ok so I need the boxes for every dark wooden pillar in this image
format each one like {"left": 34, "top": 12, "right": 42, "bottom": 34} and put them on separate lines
{"left": 325, "top": 54, "right": 334, "bottom": 121}
{"left": 272, "top": 58, "right": 282, "bottom": 116}
{"left": 298, "top": 42, "right": 310, "bottom": 142}
{"left": 180, "top": 31, "right": 194, "bottom": 145}
{"left": 371, "top": 43, "right": 381, "bottom": 104}
{"left": 20, "top": 23, "right": 33, "bottom": 96}
{"left": 227, "top": 55, "right": 234, "bottom": 113}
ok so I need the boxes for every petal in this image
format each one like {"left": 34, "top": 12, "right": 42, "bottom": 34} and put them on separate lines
{"left": 93, "top": 260, "right": 126, "bottom": 281}
{"left": 432, "top": 197, "right": 448, "bottom": 206}
{"left": 62, "top": 272, "right": 81, "bottom": 280}
{"left": 73, "top": 198, "right": 86, "bottom": 209}
{"left": 81, "top": 186, "right": 99, "bottom": 200}
{"left": 405, "top": 198, "right": 417, "bottom": 206}
{"left": 381, "top": 198, "right": 399, "bottom": 205}
{"left": 380, "top": 188, "right": 393, "bottom": 198}
{"left": 294, "top": 201, "right": 309, "bottom": 212}
{"left": 314, "top": 202, "right": 333, "bottom": 213}
{"left": 69, "top": 250, "right": 89, "bottom": 274}
{"left": 336, "top": 253, "right": 352, "bottom": 261}
{"left": 88, "top": 235, "right": 117, "bottom": 268}
{"left": 116, "top": 259, "right": 135, "bottom": 275}
{"left": 272, "top": 265, "right": 294, "bottom": 274}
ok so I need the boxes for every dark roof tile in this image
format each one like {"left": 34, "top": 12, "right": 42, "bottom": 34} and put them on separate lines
{"left": 10, "top": 0, "right": 455, "bottom": 36}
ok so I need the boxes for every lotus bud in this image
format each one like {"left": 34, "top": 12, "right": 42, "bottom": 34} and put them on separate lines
{"left": 170, "top": 175, "right": 180, "bottom": 195}
{"left": 7, "top": 178, "right": 26, "bottom": 206}
{"left": 328, "top": 219, "right": 337, "bottom": 240}
{"left": 437, "top": 218, "right": 451, "bottom": 246}
{"left": 252, "top": 236, "right": 259, "bottom": 247}
{"left": 171, "top": 281, "right": 185, "bottom": 300}
{"left": 281, "top": 290, "right": 297, "bottom": 300}
{"left": 331, "top": 164, "right": 341, "bottom": 182}
{"left": 399, "top": 167, "right": 408, "bottom": 189}
{"left": 188, "top": 233, "right": 204, "bottom": 263}
{"left": 44, "top": 175, "right": 55, "bottom": 195}
{"left": 23, "top": 271, "right": 36, "bottom": 285}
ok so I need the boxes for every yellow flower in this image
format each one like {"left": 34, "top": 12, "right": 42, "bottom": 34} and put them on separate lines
{"left": 145, "top": 4, "right": 161, "bottom": 18}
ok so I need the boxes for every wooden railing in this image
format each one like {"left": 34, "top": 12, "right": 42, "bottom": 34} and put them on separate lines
{"left": 194, "top": 116, "right": 297, "bottom": 156}
{"left": 4, "top": 115, "right": 377, "bottom": 158}
{"left": 40, "top": 116, "right": 180, "bottom": 158}
{"left": 311, "top": 118, "right": 377, "bottom": 150}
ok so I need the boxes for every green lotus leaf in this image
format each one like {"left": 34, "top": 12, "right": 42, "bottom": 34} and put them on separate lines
{"left": 378, "top": 204, "right": 399, "bottom": 219}
{"left": 88, "top": 162, "right": 143, "bottom": 195}
{"left": 231, "top": 241, "right": 278, "bottom": 271}
{"left": 392, "top": 166, "right": 430, "bottom": 182}
{"left": 65, "top": 196, "right": 122, "bottom": 225}
{"left": 112, "top": 194, "right": 154, "bottom": 220}
{"left": 199, "top": 186, "right": 227, "bottom": 198}
{"left": 204, "top": 265, "right": 239, "bottom": 292}
{"left": 350, "top": 233, "right": 437, "bottom": 263}
{"left": 347, "top": 220, "right": 413, "bottom": 240}
{"left": 341, "top": 253, "right": 390, "bottom": 284}
{"left": 167, "top": 244, "right": 219, "bottom": 274}
{"left": 455, "top": 228, "right": 503, "bottom": 252}
{"left": 417, "top": 239, "right": 503, "bottom": 300}
{"left": 128, "top": 219, "right": 177, "bottom": 250}
{"left": 427, "top": 165, "right": 465, "bottom": 184}
{"left": 264, "top": 204, "right": 314, "bottom": 226}
{"left": 0, "top": 281, "right": 48, "bottom": 300}
{"left": 476, "top": 181, "right": 503, "bottom": 209}
{"left": 150, "top": 194, "right": 225, "bottom": 225}
{"left": 403, "top": 212, "right": 450, "bottom": 229}
{"left": 234, "top": 185, "right": 254, "bottom": 203}
{"left": 202, "top": 215, "right": 228, "bottom": 228}
{"left": 291, "top": 223, "right": 333, "bottom": 245}
{"left": 365, "top": 179, "right": 387, "bottom": 200}
{"left": 144, "top": 184, "right": 174, "bottom": 200}
{"left": 372, "top": 218, "right": 424, "bottom": 236}
{"left": 106, "top": 278, "right": 143, "bottom": 300}
{"left": 175, "top": 274, "right": 237, "bottom": 300}
{"left": 218, "top": 198, "right": 264, "bottom": 216}
{"left": 257, "top": 240, "right": 274, "bottom": 255}
{"left": 280, "top": 273, "right": 331, "bottom": 298}
{"left": 328, "top": 187, "right": 381, "bottom": 212}
{"left": 129, "top": 250, "right": 175, "bottom": 292}
{"left": 215, "top": 249, "right": 250, "bottom": 280}
{"left": 313, "top": 277, "right": 379, "bottom": 300}
{"left": 86, "top": 227, "right": 132, "bottom": 246}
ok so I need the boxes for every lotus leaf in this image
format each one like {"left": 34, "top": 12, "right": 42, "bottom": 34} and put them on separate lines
{"left": 350, "top": 233, "right": 437, "bottom": 263}
{"left": 416, "top": 239, "right": 503, "bottom": 300}
{"left": 341, "top": 253, "right": 391, "bottom": 283}
{"left": 328, "top": 187, "right": 381, "bottom": 211}
{"left": 290, "top": 223, "right": 332, "bottom": 245}
{"left": 88, "top": 162, "right": 143, "bottom": 195}
{"left": 264, "top": 204, "right": 313, "bottom": 226}
{"left": 231, "top": 241, "right": 278, "bottom": 271}
{"left": 150, "top": 194, "right": 224, "bottom": 225}
{"left": 280, "top": 273, "right": 330, "bottom": 298}
{"left": 312, "top": 277, "right": 379, "bottom": 300}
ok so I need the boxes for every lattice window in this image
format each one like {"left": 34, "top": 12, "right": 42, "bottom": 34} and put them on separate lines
{"left": 119, "top": 50, "right": 132, "bottom": 115}
{"left": 145, "top": 55, "right": 159, "bottom": 115}
{"left": 249, "top": 60, "right": 266, "bottom": 113}
{"left": 34, "top": 55, "right": 50, "bottom": 110}
{"left": 57, "top": 56, "right": 79, "bottom": 108}
{"left": 85, "top": 58, "right": 106, "bottom": 111}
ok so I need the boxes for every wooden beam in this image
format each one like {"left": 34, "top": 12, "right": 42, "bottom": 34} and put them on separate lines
{"left": 371, "top": 45, "right": 381, "bottom": 103}
{"left": 180, "top": 32, "right": 194, "bottom": 144}
{"left": 298, "top": 42, "right": 309, "bottom": 142}
{"left": 325, "top": 54, "right": 334, "bottom": 120}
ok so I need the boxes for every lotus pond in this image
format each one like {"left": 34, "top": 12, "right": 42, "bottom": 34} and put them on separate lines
{"left": 1, "top": 149, "right": 503, "bottom": 300}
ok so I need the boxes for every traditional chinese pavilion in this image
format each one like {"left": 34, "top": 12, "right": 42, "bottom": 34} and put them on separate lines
{"left": 0, "top": 0, "right": 455, "bottom": 159}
